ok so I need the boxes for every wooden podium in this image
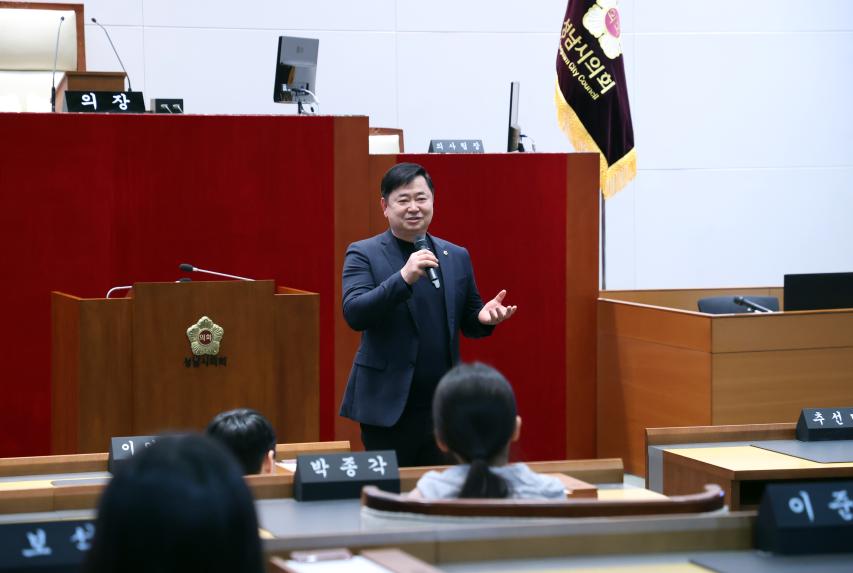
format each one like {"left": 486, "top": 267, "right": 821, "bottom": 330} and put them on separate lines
{"left": 51, "top": 280, "right": 318, "bottom": 454}
{"left": 597, "top": 287, "right": 853, "bottom": 475}
{"left": 56, "top": 71, "right": 126, "bottom": 113}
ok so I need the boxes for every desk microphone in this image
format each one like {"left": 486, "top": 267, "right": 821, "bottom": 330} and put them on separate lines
{"left": 413, "top": 235, "right": 440, "bottom": 289}
{"left": 91, "top": 17, "right": 133, "bottom": 92}
{"left": 733, "top": 296, "right": 773, "bottom": 313}
{"left": 50, "top": 16, "right": 65, "bottom": 112}
{"left": 179, "top": 263, "right": 255, "bottom": 281}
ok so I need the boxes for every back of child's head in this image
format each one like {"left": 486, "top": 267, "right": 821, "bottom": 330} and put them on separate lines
{"left": 432, "top": 362, "right": 517, "bottom": 498}
{"left": 206, "top": 408, "right": 276, "bottom": 475}
{"left": 84, "top": 434, "right": 264, "bottom": 573}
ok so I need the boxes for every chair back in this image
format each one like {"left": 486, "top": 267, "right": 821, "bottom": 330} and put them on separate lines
{"left": 697, "top": 295, "right": 779, "bottom": 314}
{"left": 369, "top": 127, "right": 405, "bottom": 153}
{"left": 0, "top": 3, "right": 83, "bottom": 112}
{"left": 361, "top": 484, "right": 724, "bottom": 519}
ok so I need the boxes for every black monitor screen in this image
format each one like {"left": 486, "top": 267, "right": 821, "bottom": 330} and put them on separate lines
{"left": 273, "top": 36, "right": 319, "bottom": 103}
{"left": 783, "top": 272, "right": 853, "bottom": 311}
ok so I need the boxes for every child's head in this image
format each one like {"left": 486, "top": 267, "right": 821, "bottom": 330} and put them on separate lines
{"left": 432, "top": 362, "right": 520, "bottom": 498}
{"left": 85, "top": 434, "right": 264, "bottom": 573}
{"left": 206, "top": 408, "right": 276, "bottom": 475}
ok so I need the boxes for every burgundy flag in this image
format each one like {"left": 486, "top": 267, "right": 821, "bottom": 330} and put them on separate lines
{"left": 556, "top": 0, "right": 635, "bottom": 198}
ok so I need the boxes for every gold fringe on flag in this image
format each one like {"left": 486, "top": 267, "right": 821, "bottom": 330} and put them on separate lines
{"left": 555, "top": 82, "right": 636, "bottom": 199}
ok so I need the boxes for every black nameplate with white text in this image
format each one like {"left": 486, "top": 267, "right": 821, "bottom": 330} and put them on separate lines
{"left": 0, "top": 520, "right": 94, "bottom": 570}
{"left": 796, "top": 407, "right": 853, "bottom": 441}
{"left": 428, "top": 139, "right": 484, "bottom": 154}
{"left": 293, "top": 451, "right": 399, "bottom": 501}
{"left": 108, "top": 435, "right": 158, "bottom": 474}
{"left": 64, "top": 91, "right": 146, "bottom": 113}
{"left": 756, "top": 481, "right": 853, "bottom": 554}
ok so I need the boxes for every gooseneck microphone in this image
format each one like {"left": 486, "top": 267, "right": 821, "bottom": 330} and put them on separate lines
{"left": 50, "top": 16, "right": 65, "bottom": 112}
{"left": 90, "top": 17, "right": 133, "bottom": 92}
{"left": 413, "top": 235, "right": 440, "bottom": 289}
{"left": 733, "top": 296, "right": 773, "bottom": 313}
{"left": 179, "top": 263, "right": 255, "bottom": 281}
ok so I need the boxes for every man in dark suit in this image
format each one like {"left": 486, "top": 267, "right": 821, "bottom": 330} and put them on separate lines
{"left": 340, "top": 162, "right": 516, "bottom": 466}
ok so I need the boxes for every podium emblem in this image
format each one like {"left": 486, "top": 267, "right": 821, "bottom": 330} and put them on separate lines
{"left": 186, "top": 316, "right": 224, "bottom": 356}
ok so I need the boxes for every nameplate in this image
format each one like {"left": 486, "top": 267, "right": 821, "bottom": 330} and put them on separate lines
{"left": 0, "top": 520, "right": 94, "bottom": 569}
{"left": 293, "top": 451, "right": 399, "bottom": 501}
{"left": 64, "top": 91, "right": 146, "bottom": 113}
{"left": 428, "top": 139, "right": 484, "bottom": 154}
{"left": 108, "top": 435, "right": 158, "bottom": 474}
{"left": 796, "top": 407, "right": 853, "bottom": 441}
{"left": 756, "top": 481, "right": 853, "bottom": 554}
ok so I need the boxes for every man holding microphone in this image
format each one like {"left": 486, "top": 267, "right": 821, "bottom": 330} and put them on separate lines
{"left": 340, "top": 162, "right": 516, "bottom": 466}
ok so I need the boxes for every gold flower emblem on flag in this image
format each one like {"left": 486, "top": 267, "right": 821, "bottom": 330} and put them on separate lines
{"left": 582, "top": 0, "right": 623, "bottom": 59}
{"left": 186, "top": 316, "right": 224, "bottom": 356}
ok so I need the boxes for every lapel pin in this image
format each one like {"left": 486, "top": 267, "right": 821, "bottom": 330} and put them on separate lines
{"left": 443, "top": 250, "right": 448, "bottom": 256}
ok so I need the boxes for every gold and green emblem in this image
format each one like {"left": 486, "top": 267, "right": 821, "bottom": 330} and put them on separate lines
{"left": 186, "top": 316, "right": 224, "bottom": 356}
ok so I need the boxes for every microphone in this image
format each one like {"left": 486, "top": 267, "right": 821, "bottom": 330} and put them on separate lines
{"left": 413, "top": 235, "right": 440, "bottom": 289}
{"left": 179, "top": 263, "right": 254, "bottom": 281}
{"left": 733, "top": 296, "right": 773, "bottom": 313}
{"left": 50, "top": 16, "right": 65, "bottom": 112}
{"left": 90, "top": 18, "right": 133, "bottom": 92}
{"left": 106, "top": 285, "right": 132, "bottom": 298}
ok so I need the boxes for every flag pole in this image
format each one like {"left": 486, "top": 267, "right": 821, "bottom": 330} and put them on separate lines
{"left": 600, "top": 190, "right": 607, "bottom": 291}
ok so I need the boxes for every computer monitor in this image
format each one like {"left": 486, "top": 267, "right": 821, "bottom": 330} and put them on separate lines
{"left": 507, "top": 81, "right": 522, "bottom": 152}
{"left": 783, "top": 272, "right": 853, "bottom": 311}
{"left": 273, "top": 36, "right": 319, "bottom": 108}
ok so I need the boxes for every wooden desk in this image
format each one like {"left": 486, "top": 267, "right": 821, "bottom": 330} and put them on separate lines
{"left": 0, "top": 458, "right": 622, "bottom": 515}
{"left": 599, "top": 288, "right": 853, "bottom": 476}
{"left": 660, "top": 445, "right": 853, "bottom": 510}
{"left": 647, "top": 423, "right": 853, "bottom": 510}
{"left": 56, "top": 71, "right": 125, "bottom": 112}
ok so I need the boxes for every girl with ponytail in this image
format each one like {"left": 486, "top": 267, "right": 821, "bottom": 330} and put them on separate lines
{"left": 411, "top": 362, "right": 566, "bottom": 500}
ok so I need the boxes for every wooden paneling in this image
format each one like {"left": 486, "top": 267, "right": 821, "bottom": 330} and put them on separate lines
{"left": 647, "top": 423, "right": 796, "bottom": 448}
{"left": 564, "top": 153, "right": 600, "bottom": 459}
{"left": 132, "top": 281, "right": 278, "bottom": 434}
{"left": 56, "top": 71, "right": 125, "bottom": 113}
{"left": 52, "top": 281, "right": 319, "bottom": 453}
{"left": 275, "top": 287, "right": 320, "bottom": 443}
{"left": 78, "top": 298, "right": 134, "bottom": 452}
{"left": 602, "top": 287, "right": 781, "bottom": 312}
{"left": 51, "top": 293, "right": 80, "bottom": 455}
{"left": 598, "top": 329, "right": 712, "bottom": 475}
{"left": 0, "top": 456, "right": 618, "bottom": 515}
{"left": 662, "top": 450, "right": 734, "bottom": 504}
{"left": 713, "top": 347, "right": 853, "bottom": 424}
{"left": 332, "top": 117, "right": 372, "bottom": 448}
{"left": 51, "top": 292, "right": 133, "bottom": 454}
{"left": 712, "top": 309, "right": 853, "bottom": 353}
{"left": 662, "top": 445, "right": 853, "bottom": 509}
{"left": 598, "top": 300, "right": 711, "bottom": 352}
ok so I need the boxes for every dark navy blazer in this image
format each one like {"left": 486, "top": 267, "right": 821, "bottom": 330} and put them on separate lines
{"left": 339, "top": 229, "right": 493, "bottom": 427}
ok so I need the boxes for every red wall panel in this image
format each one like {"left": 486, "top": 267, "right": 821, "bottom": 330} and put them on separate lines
{"left": 0, "top": 113, "right": 337, "bottom": 456}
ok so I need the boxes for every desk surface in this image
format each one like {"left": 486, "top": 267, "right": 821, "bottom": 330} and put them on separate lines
{"left": 441, "top": 550, "right": 853, "bottom": 572}
{"left": 664, "top": 445, "right": 853, "bottom": 474}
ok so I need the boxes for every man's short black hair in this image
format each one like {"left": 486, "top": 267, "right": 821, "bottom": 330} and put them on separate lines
{"left": 206, "top": 408, "right": 276, "bottom": 475}
{"left": 380, "top": 162, "right": 435, "bottom": 200}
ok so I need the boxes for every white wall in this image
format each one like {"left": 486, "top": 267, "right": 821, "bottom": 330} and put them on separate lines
{"left": 77, "top": 0, "right": 853, "bottom": 289}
